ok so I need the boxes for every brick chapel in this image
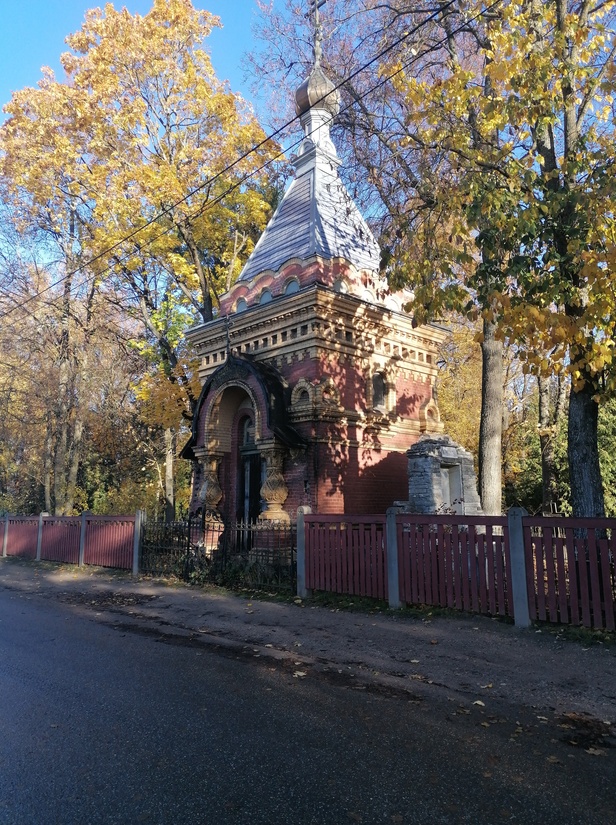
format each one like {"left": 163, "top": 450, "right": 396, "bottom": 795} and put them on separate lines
{"left": 183, "top": 44, "right": 446, "bottom": 523}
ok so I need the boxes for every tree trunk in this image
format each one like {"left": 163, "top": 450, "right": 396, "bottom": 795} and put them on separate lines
{"left": 44, "top": 424, "right": 53, "bottom": 514}
{"left": 65, "top": 416, "right": 85, "bottom": 515}
{"left": 538, "top": 376, "right": 559, "bottom": 514}
{"left": 568, "top": 384, "right": 605, "bottom": 518}
{"left": 53, "top": 373, "right": 70, "bottom": 516}
{"left": 164, "top": 428, "right": 175, "bottom": 523}
{"left": 478, "top": 317, "right": 503, "bottom": 515}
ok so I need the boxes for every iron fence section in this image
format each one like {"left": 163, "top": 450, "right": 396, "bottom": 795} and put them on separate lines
{"left": 141, "top": 519, "right": 199, "bottom": 578}
{"left": 141, "top": 518, "right": 296, "bottom": 593}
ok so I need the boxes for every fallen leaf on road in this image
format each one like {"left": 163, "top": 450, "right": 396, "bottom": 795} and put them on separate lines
{"left": 473, "top": 700, "right": 485, "bottom": 707}
{"left": 546, "top": 756, "right": 561, "bottom": 765}
{"left": 585, "top": 747, "right": 606, "bottom": 756}
{"left": 293, "top": 671, "right": 307, "bottom": 678}
{"left": 480, "top": 683, "right": 493, "bottom": 689}
{"left": 410, "top": 659, "right": 420, "bottom": 664}
{"left": 430, "top": 639, "right": 438, "bottom": 645}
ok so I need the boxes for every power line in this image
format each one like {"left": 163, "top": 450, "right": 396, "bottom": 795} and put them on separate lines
{"left": 0, "top": 0, "right": 500, "bottom": 321}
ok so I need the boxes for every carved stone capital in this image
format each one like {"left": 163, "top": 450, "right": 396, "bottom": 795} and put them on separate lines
{"left": 197, "top": 452, "right": 223, "bottom": 522}
{"left": 259, "top": 447, "right": 289, "bottom": 523}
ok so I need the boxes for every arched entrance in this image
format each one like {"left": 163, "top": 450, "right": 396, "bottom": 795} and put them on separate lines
{"left": 187, "top": 354, "right": 307, "bottom": 521}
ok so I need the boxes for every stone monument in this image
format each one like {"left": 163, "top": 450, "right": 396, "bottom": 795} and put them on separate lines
{"left": 397, "top": 434, "right": 483, "bottom": 515}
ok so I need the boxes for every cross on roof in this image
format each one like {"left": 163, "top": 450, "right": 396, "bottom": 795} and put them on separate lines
{"left": 308, "top": 0, "right": 327, "bottom": 65}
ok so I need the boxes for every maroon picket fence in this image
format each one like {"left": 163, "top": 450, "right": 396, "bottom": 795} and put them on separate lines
{"left": 4, "top": 517, "right": 39, "bottom": 559}
{"left": 396, "top": 515, "right": 512, "bottom": 617}
{"left": 2, "top": 513, "right": 138, "bottom": 570}
{"left": 301, "top": 511, "right": 616, "bottom": 630}
{"left": 304, "top": 515, "right": 388, "bottom": 599}
{"left": 40, "top": 517, "right": 81, "bottom": 563}
{"left": 83, "top": 516, "right": 135, "bottom": 568}
{"left": 523, "top": 517, "right": 616, "bottom": 631}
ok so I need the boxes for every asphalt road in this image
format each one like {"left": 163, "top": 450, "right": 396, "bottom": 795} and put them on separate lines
{"left": 0, "top": 576, "right": 614, "bottom": 824}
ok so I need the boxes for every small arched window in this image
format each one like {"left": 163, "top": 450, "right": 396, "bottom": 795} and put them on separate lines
{"left": 241, "top": 416, "right": 255, "bottom": 446}
{"left": 372, "top": 373, "right": 386, "bottom": 411}
{"left": 260, "top": 289, "right": 273, "bottom": 304}
{"left": 236, "top": 298, "right": 247, "bottom": 313}
{"left": 284, "top": 279, "right": 300, "bottom": 295}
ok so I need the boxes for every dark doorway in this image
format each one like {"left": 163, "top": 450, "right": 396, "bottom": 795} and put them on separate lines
{"left": 239, "top": 452, "right": 262, "bottom": 522}
{"left": 237, "top": 415, "right": 262, "bottom": 522}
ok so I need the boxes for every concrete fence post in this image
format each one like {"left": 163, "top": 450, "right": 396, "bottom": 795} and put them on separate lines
{"left": 2, "top": 513, "right": 9, "bottom": 558}
{"left": 386, "top": 508, "right": 402, "bottom": 609}
{"left": 132, "top": 510, "right": 145, "bottom": 576}
{"left": 36, "top": 513, "right": 45, "bottom": 562}
{"left": 78, "top": 511, "right": 89, "bottom": 568}
{"left": 507, "top": 507, "right": 531, "bottom": 628}
{"left": 296, "top": 506, "right": 312, "bottom": 599}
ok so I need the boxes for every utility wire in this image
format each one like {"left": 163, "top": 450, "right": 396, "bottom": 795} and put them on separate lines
{"left": 0, "top": 0, "right": 501, "bottom": 321}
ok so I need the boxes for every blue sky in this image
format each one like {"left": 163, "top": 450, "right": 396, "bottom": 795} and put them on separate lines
{"left": 0, "top": 0, "right": 261, "bottom": 119}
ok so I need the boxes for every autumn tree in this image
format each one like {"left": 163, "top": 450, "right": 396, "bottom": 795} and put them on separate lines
{"left": 64, "top": 0, "right": 280, "bottom": 518}
{"left": 394, "top": 0, "right": 616, "bottom": 517}
{"left": 0, "top": 0, "right": 279, "bottom": 517}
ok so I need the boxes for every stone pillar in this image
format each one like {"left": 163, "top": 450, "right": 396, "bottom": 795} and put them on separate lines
{"left": 195, "top": 450, "right": 223, "bottom": 522}
{"left": 259, "top": 446, "right": 289, "bottom": 523}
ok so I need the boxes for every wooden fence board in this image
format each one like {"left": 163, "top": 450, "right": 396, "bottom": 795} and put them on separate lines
{"left": 565, "top": 528, "right": 580, "bottom": 626}
{"left": 544, "top": 529, "right": 558, "bottom": 623}
{"left": 576, "top": 534, "right": 592, "bottom": 628}
{"left": 486, "top": 528, "right": 496, "bottom": 615}
{"left": 554, "top": 533, "right": 568, "bottom": 623}
{"left": 599, "top": 537, "right": 615, "bottom": 632}
{"left": 495, "top": 535, "right": 505, "bottom": 615}
{"left": 454, "top": 526, "right": 463, "bottom": 611}
{"left": 586, "top": 531, "right": 603, "bottom": 629}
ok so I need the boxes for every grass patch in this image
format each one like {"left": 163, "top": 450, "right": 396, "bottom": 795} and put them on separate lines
{"left": 539, "top": 621, "right": 616, "bottom": 647}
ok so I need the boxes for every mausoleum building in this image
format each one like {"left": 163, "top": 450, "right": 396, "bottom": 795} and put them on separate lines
{"left": 183, "top": 49, "right": 447, "bottom": 522}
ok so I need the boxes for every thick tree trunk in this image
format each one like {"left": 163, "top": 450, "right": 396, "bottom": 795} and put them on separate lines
{"left": 164, "top": 428, "right": 175, "bottom": 523}
{"left": 568, "top": 384, "right": 605, "bottom": 518}
{"left": 478, "top": 317, "right": 503, "bottom": 515}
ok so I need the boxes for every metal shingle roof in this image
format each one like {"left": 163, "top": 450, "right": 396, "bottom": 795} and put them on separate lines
{"left": 238, "top": 153, "right": 380, "bottom": 283}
